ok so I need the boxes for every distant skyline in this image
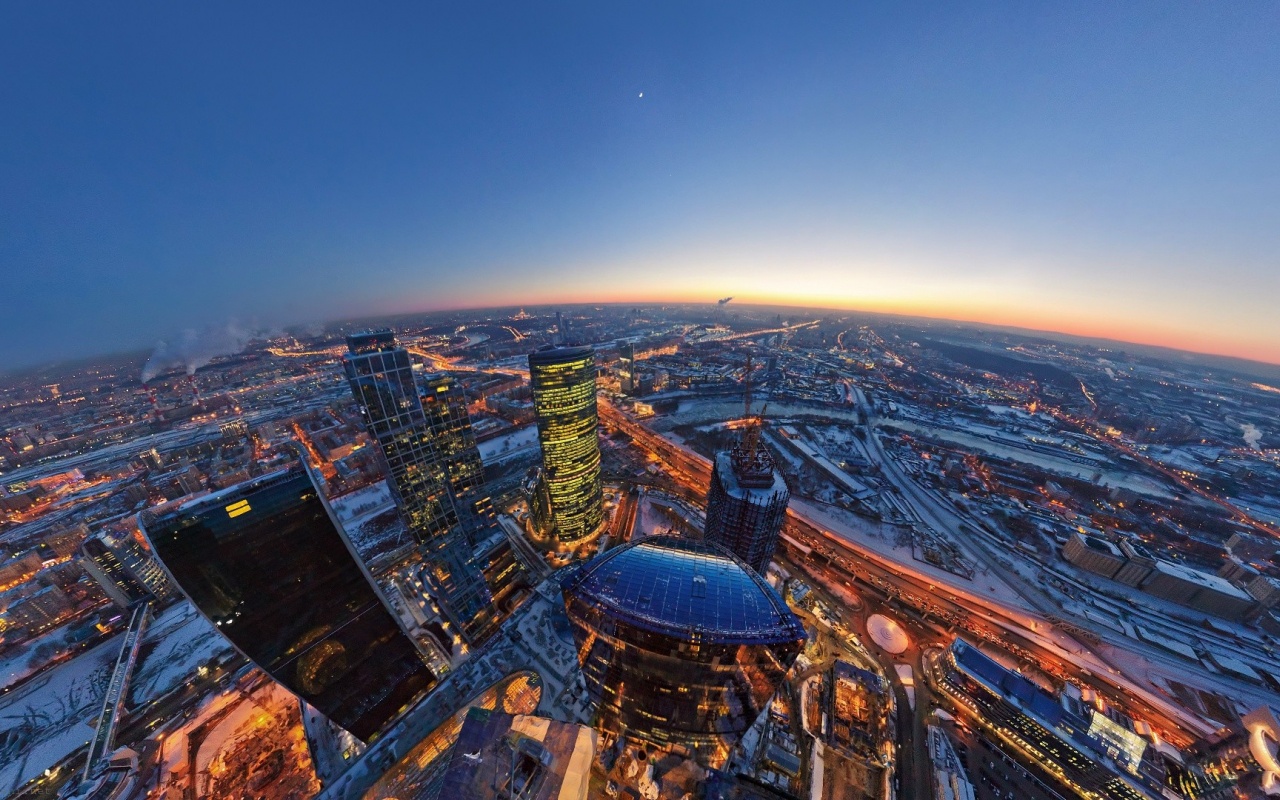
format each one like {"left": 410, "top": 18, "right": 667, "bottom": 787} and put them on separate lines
{"left": 2, "top": 3, "right": 1278, "bottom": 368}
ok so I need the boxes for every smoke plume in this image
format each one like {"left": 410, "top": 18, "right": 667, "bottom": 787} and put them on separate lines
{"left": 1241, "top": 423, "right": 1263, "bottom": 451}
{"left": 141, "top": 321, "right": 260, "bottom": 383}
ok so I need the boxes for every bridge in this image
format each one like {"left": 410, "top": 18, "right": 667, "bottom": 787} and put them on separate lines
{"left": 83, "top": 602, "right": 151, "bottom": 781}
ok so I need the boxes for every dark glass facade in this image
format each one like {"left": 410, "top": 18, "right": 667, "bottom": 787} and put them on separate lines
{"left": 561, "top": 536, "right": 805, "bottom": 758}
{"left": 81, "top": 529, "right": 173, "bottom": 608}
{"left": 343, "top": 331, "right": 493, "bottom": 641}
{"left": 704, "top": 449, "right": 790, "bottom": 573}
{"left": 421, "top": 373, "right": 492, "bottom": 537}
{"left": 140, "top": 465, "right": 435, "bottom": 742}
{"left": 529, "top": 346, "right": 603, "bottom": 545}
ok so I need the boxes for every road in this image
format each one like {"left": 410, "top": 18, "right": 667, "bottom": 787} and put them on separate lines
{"left": 603, "top": 397, "right": 1215, "bottom": 746}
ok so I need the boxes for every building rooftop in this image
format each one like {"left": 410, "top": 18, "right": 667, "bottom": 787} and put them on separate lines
{"left": 1152, "top": 560, "right": 1252, "bottom": 599}
{"left": 528, "top": 345, "right": 594, "bottom": 365}
{"left": 715, "top": 450, "right": 788, "bottom": 499}
{"left": 345, "top": 329, "right": 397, "bottom": 354}
{"left": 1080, "top": 534, "right": 1122, "bottom": 556}
{"left": 561, "top": 535, "right": 803, "bottom": 642}
{"left": 434, "top": 708, "right": 595, "bottom": 800}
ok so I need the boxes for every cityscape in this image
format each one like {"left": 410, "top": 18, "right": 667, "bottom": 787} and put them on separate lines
{"left": 2, "top": 305, "right": 1279, "bottom": 800}
{"left": 2, "top": 4, "right": 1279, "bottom": 800}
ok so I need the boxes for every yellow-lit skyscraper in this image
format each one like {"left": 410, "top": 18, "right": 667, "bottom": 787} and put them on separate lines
{"left": 528, "top": 346, "right": 603, "bottom": 545}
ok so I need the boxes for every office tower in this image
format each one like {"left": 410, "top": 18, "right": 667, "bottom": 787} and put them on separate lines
{"left": 528, "top": 346, "right": 603, "bottom": 545}
{"left": 140, "top": 463, "right": 435, "bottom": 742}
{"left": 522, "top": 466, "right": 553, "bottom": 536}
{"left": 420, "top": 373, "right": 493, "bottom": 535}
{"left": 704, "top": 403, "right": 789, "bottom": 573}
{"left": 561, "top": 536, "right": 805, "bottom": 765}
{"left": 343, "top": 330, "right": 493, "bottom": 642}
{"left": 80, "top": 528, "right": 174, "bottom": 608}
{"left": 616, "top": 340, "right": 636, "bottom": 394}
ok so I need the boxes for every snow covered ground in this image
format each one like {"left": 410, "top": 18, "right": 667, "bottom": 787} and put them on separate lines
{"left": 792, "top": 498, "right": 1035, "bottom": 612}
{"left": 0, "top": 617, "right": 108, "bottom": 690}
{"left": 881, "top": 419, "right": 1174, "bottom": 498}
{"left": 329, "top": 482, "right": 392, "bottom": 524}
{"left": 0, "top": 632, "right": 117, "bottom": 796}
{"left": 0, "top": 602, "right": 232, "bottom": 796}
{"left": 649, "top": 398, "right": 860, "bottom": 432}
{"left": 478, "top": 425, "right": 539, "bottom": 465}
{"left": 130, "top": 603, "right": 232, "bottom": 706}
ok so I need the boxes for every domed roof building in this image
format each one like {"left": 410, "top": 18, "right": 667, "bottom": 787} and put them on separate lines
{"left": 560, "top": 535, "right": 806, "bottom": 763}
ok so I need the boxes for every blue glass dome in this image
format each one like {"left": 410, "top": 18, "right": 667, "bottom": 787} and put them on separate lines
{"left": 562, "top": 535, "right": 803, "bottom": 644}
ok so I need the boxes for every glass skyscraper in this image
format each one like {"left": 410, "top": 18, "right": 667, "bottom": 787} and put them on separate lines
{"left": 140, "top": 463, "right": 435, "bottom": 742}
{"left": 528, "top": 346, "right": 603, "bottom": 545}
{"left": 80, "top": 528, "right": 174, "bottom": 608}
{"left": 420, "top": 373, "right": 493, "bottom": 540}
{"left": 343, "top": 330, "right": 493, "bottom": 642}
{"left": 561, "top": 536, "right": 806, "bottom": 763}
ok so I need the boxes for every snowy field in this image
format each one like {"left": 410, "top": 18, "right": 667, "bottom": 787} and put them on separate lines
{"left": 478, "top": 425, "right": 539, "bottom": 464}
{"left": 649, "top": 398, "right": 861, "bottom": 432}
{"left": 329, "top": 482, "right": 392, "bottom": 524}
{"left": 880, "top": 419, "right": 1174, "bottom": 498}
{"left": 0, "top": 632, "right": 116, "bottom": 796}
{"left": 129, "top": 603, "right": 232, "bottom": 706}
{"left": 0, "top": 602, "right": 231, "bottom": 795}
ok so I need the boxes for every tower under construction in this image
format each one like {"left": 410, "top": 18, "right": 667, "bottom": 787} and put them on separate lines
{"left": 703, "top": 356, "right": 790, "bottom": 573}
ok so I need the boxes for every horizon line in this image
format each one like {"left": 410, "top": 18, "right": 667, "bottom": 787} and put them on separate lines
{"left": 6, "top": 298, "right": 1280, "bottom": 379}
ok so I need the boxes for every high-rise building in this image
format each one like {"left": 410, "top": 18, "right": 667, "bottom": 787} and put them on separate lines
{"left": 704, "top": 403, "right": 789, "bottom": 573}
{"left": 528, "top": 346, "right": 603, "bottom": 545}
{"left": 81, "top": 528, "right": 174, "bottom": 608}
{"left": 616, "top": 340, "right": 636, "bottom": 394}
{"left": 561, "top": 535, "right": 806, "bottom": 764}
{"left": 420, "top": 373, "right": 493, "bottom": 536}
{"left": 522, "top": 467, "right": 553, "bottom": 536}
{"left": 140, "top": 462, "right": 435, "bottom": 743}
{"left": 343, "top": 330, "right": 493, "bottom": 642}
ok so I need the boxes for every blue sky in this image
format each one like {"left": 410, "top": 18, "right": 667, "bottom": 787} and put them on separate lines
{"left": 2, "top": 2, "right": 1278, "bottom": 367}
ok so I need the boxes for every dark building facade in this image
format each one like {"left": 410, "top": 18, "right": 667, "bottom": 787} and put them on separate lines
{"left": 528, "top": 346, "right": 603, "bottom": 545}
{"left": 522, "top": 466, "right": 554, "bottom": 536}
{"left": 561, "top": 536, "right": 805, "bottom": 762}
{"left": 704, "top": 433, "right": 790, "bottom": 574}
{"left": 140, "top": 463, "right": 435, "bottom": 742}
{"left": 80, "top": 528, "right": 174, "bottom": 608}
{"left": 343, "top": 330, "right": 493, "bottom": 642}
{"left": 421, "top": 373, "right": 493, "bottom": 536}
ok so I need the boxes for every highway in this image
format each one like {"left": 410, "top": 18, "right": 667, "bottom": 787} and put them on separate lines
{"left": 600, "top": 396, "right": 1216, "bottom": 747}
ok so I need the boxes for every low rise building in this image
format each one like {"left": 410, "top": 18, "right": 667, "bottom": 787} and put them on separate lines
{"left": 1114, "top": 540, "right": 1157, "bottom": 587}
{"left": 1063, "top": 532, "right": 1125, "bottom": 579}
{"left": 1142, "top": 560, "right": 1256, "bottom": 619}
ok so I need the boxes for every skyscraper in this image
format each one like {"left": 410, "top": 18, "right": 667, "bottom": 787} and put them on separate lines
{"left": 343, "top": 330, "right": 493, "bottom": 642}
{"left": 528, "top": 346, "right": 603, "bottom": 545}
{"left": 140, "top": 462, "right": 435, "bottom": 742}
{"left": 420, "top": 373, "right": 493, "bottom": 537}
{"left": 703, "top": 379, "right": 789, "bottom": 573}
{"left": 80, "top": 528, "right": 174, "bottom": 608}
{"left": 522, "top": 466, "right": 553, "bottom": 536}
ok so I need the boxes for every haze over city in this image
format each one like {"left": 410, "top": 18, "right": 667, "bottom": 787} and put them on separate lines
{"left": 3, "top": 2, "right": 1279, "bottom": 369}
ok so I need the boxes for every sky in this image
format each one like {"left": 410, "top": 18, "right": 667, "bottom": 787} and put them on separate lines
{"left": 2, "top": 2, "right": 1278, "bottom": 369}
